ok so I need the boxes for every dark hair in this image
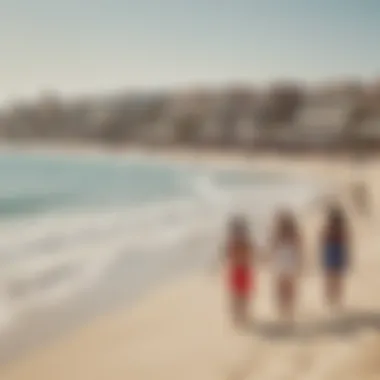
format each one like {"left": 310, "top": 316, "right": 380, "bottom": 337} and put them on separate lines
{"left": 274, "top": 210, "right": 298, "bottom": 241}
{"left": 227, "top": 214, "right": 250, "bottom": 245}
{"left": 325, "top": 205, "right": 347, "bottom": 242}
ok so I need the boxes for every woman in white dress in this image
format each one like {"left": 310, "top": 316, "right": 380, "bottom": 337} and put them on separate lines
{"left": 269, "top": 210, "right": 303, "bottom": 321}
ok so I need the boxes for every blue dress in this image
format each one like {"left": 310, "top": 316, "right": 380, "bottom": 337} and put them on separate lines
{"left": 323, "top": 242, "right": 347, "bottom": 272}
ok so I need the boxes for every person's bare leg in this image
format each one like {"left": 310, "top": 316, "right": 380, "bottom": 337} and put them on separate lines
{"left": 326, "top": 273, "right": 342, "bottom": 311}
{"left": 230, "top": 295, "right": 239, "bottom": 325}
{"left": 240, "top": 296, "right": 250, "bottom": 326}
{"left": 231, "top": 296, "right": 248, "bottom": 327}
{"left": 276, "top": 278, "right": 284, "bottom": 320}
{"left": 287, "top": 279, "right": 296, "bottom": 324}
{"left": 283, "top": 278, "right": 295, "bottom": 326}
{"left": 277, "top": 278, "right": 292, "bottom": 324}
{"left": 333, "top": 275, "right": 344, "bottom": 311}
{"left": 325, "top": 273, "right": 333, "bottom": 308}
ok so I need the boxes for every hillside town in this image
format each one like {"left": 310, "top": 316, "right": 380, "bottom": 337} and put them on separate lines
{"left": 1, "top": 79, "right": 380, "bottom": 152}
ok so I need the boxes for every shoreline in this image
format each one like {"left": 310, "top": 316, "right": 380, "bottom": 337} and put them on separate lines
{"left": 0, "top": 140, "right": 361, "bottom": 174}
{"left": 1, "top": 147, "right": 377, "bottom": 379}
{"left": 0, "top": 141, "right": 361, "bottom": 206}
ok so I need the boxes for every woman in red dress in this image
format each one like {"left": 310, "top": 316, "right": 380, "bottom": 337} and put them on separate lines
{"left": 224, "top": 215, "right": 255, "bottom": 326}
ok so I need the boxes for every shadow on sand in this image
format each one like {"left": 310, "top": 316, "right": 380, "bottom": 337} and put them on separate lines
{"left": 248, "top": 309, "right": 380, "bottom": 340}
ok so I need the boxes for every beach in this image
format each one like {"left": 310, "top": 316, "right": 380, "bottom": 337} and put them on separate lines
{"left": 1, "top": 151, "right": 380, "bottom": 380}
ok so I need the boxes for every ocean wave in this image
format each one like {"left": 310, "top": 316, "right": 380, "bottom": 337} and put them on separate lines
{"left": 0, "top": 191, "right": 76, "bottom": 218}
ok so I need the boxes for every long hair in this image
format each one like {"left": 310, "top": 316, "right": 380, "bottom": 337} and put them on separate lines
{"left": 273, "top": 210, "right": 298, "bottom": 243}
{"left": 324, "top": 205, "right": 347, "bottom": 243}
{"left": 227, "top": 215, "right": 250, "bottom": 249}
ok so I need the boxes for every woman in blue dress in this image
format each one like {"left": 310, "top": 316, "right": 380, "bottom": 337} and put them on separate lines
{"left": 321, "top": 205, "right": 351, "bottom": 310}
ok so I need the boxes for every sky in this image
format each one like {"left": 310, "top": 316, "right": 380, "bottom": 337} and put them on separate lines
{"left": 0, "top": 0, "right": 379, "bottom": 101}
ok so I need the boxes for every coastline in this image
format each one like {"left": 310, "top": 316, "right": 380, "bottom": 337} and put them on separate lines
{"left": 1, "top": 146, "right": 379, "bottom": 379}
{"left": 0, "top": 140, "right": 360, "bottom": 175}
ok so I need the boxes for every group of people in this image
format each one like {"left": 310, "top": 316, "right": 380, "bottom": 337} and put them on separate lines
{"left": 223, "top": 204, "right": 351, "bottom": 326}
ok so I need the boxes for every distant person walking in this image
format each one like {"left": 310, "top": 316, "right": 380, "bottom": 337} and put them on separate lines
{"left": 321, "top": 205, "right": 351, "bottom": 310}
{"left": 223, "top": 215, "right": 255, "bottom": 326}
{"left": 269, "top": 210, "right": 303, "bottom": 322}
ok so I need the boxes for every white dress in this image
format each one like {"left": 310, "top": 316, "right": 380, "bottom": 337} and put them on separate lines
{"left": 274, "top": 243, "right": 298, "bottom": 276}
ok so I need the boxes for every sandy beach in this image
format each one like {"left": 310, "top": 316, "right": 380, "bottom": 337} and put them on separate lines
{"left": 1, "top": 152, "right": 380, "bottom": 380}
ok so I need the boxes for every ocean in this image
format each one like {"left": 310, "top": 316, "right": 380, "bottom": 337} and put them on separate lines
{"left": 0, "top": 151, "right": 324, "bottom": 362}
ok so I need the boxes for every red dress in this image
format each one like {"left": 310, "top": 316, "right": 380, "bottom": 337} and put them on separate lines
{"left": 229, "top": 265, "right": 252, "bottom": 296}
{"left": 227, "top": 242, "right": 253, "bottom": 297}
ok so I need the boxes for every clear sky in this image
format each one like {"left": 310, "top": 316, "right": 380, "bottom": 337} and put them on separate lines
{"left": 0, "top": 0, "right": 379, "bottom": 101}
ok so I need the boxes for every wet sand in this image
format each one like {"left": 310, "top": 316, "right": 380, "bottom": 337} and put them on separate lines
{"left": 1, "top": 153, "right": 380, "bottom": 380}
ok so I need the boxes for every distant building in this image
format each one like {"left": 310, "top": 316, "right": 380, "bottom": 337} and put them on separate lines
{"left": 255, "top": 98, "right": 354, "bottom": 151}
{"left": 351, "top": 116, "right": 380, "bottom": 151}
{"left": 295, "top": 98, "right": 352, "bottom": 131}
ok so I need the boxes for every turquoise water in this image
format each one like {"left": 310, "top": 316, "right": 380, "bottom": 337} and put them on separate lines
{"left": 0, "top": 153, "right": 192, "bottom": 216}
{"left": 0, "top": 152, "right": 290, "bottom": 218}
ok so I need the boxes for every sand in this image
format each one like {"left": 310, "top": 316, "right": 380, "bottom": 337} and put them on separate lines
{"left": 1, "top": 153, "right": 380, "bottom": 380}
